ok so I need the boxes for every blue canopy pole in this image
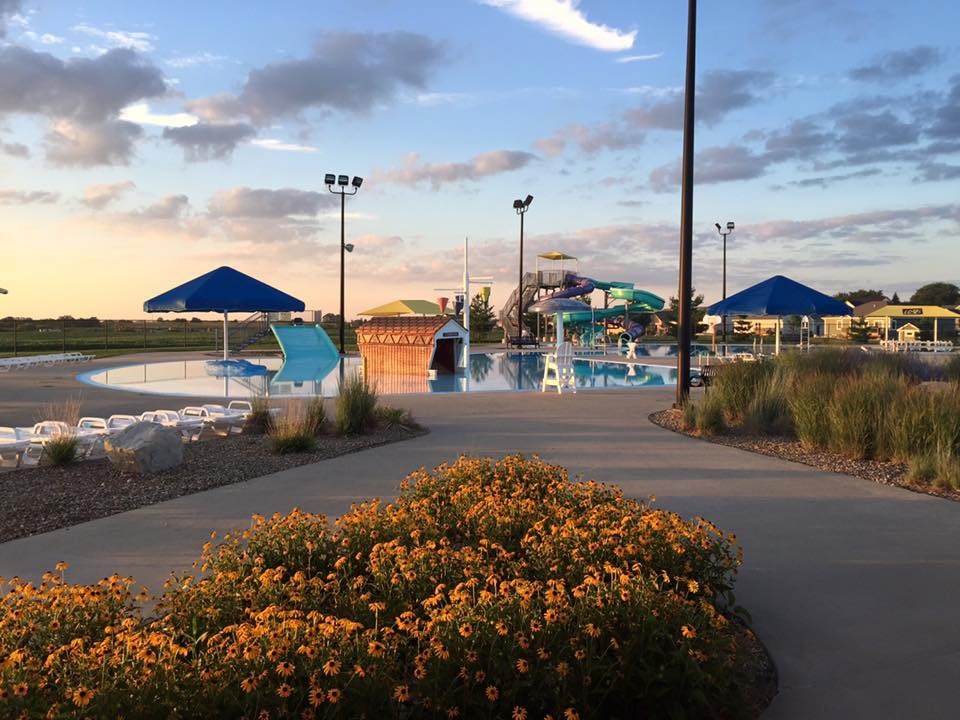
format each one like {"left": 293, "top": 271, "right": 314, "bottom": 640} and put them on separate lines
{"left": 223, "top": 311, "right": 229, "bottom": 361}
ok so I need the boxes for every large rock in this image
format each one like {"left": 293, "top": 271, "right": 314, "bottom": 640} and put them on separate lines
{"left": 105, "top": 422, "right": 183, "bottom": 474}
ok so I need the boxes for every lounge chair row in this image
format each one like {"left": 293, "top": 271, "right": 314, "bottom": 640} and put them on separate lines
{"left": 0, "top": 401, "right": 258, "bottom": 469}
{"left": 0, "top": 352, "right": 96, "bottom": 371}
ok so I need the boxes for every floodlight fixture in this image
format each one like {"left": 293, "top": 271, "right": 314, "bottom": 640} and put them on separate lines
{"left": 337, "top": 175, "right": 349, "bottom": 186}
{"left": 524, "top": 194, "right": 533, "bottom": 207}
{"left": 344, "top": 243, "right": 354, "bottom": 253}
{"left": 325, "top": 173, "right": 336, "bottom": 185}
{"left": 351, "top": 176, "right": 363, "bottom": 188}
{"left": 513, "top": 199, "right": 523, "bottom": 209}
{"left": 714, "top": 222, "right": 721, "bottom": 232}
{"left": 726, "top": 221, "right": 735, "bottom": 230}
{"left": 512, "top": 192, "right": 534, "bottom": 341}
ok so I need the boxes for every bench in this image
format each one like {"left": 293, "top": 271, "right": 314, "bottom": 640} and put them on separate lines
{"left": 508, "top": 336, "right": 541, "bottom": 349}
{"left": 697, "top": 364, "right": 724, "bottom": 390}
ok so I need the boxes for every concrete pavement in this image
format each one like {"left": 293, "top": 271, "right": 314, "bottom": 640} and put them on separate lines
{"left": 1, "top": 356, "right": 959, "bottom": 718}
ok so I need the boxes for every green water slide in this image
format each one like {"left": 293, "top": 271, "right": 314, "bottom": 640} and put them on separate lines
{"left": 270, "top": 324, "right": 340, "bottom": 384}
{"left": 608, "top": 287, "right": 666, "bottom": 311}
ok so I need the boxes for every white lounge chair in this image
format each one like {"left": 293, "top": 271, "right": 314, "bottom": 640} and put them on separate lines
{"left": 106, "top": 415, "right": 139, "bottom": 432}
{"left": 180, "top": 406, "right": 245, "bottom": 435}
{"left": 141, "top": 410, "right": 204, "bottom": 441}
{"left": 0, "top": 426, "right": 33, "bottom": 468}
{"left": 542, "top": 342, "right": 576, "bottom": 394}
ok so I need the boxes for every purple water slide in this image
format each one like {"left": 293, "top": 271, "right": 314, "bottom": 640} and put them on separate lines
{"left": 546, "top": 275, "right": 594, "bottom": 299}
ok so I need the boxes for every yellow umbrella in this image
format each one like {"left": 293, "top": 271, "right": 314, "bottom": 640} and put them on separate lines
{"left": 358, "top": 299, "right": 454, "bottom": 316}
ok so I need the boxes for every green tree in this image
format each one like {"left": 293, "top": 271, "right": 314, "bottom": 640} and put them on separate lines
{"left": 469, "top": 292, "right": 496, "bottom": 334}
{"left": 909, "top": 282, "right": 960, "bottom": 306}
{"left": 891, "top": 292, "right": 901, "bottom": 303}
{"left": 849, "top": 316, "right": 869, "bottom": 342}
{"left": 833, "top": 289, "right": 886, "bottom": 306}
{"left": 667, "top": 288, "right": 706, "bottom": 337}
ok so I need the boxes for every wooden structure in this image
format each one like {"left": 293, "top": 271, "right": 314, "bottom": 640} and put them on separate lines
{"left": 357, "top": 317, "right": 468, "bottom": 383}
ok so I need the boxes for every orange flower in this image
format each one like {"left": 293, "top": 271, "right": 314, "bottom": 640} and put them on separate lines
{"left": 241, "top": 676, "right": 259, "bottom": 693}
{"left": 515, "top": 659, "right": 529, "bottom": 674}
{"left": 681, "top": 625, "right": 697, "bottom": 639}
{"left": 276, "top": 661, "right": 295, "bottom": 677}
{"left": 485, "top": 685, "right": 499, "bottom": 702}
{"left": 458, "top": 623, "right": 473, "bottom": 638}
{"left": 367, "top": 641, "right": 385, "bottom": 657}
{"left": 276, "top": 683, "right": 293, "bottom": 698}
{"left": 564, "top": 709, "right": 580, "bottom": 720}
{"left": 12, "top": 683, "right": 28, "bottom": 697}
{"left": 393, "top": 685, "right": 411, "bottom": 703}
{"left": 308, "top": 687, "right": 325, "bottom": 707}
{"left": 322, "top": 659, "right": 341, "bottom": 676}
{"left": 512, "top": 707, "right": 528, "bottom": 720}
{"left": 71, "top": 687, "right": 94, "bottom": 707}
{"left": 326, "top": 688, "right": 341, "bottom": 704}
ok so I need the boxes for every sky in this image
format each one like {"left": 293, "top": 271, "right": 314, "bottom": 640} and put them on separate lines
{"left": 1, "top": 0, "right": 958, "bottom": 320}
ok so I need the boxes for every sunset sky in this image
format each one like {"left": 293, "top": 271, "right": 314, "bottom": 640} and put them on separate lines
{"left": 1, "top": 0, "right": 958, "bottom": 320}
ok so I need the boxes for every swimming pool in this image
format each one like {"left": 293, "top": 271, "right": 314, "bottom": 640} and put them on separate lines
{"left": 79, "top": 352, "right": 680, "bottom": 398}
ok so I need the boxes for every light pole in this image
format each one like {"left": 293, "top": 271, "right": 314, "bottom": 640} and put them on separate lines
{"left": 675, "top": 0, "right": 697, "bottom": 407}
{"left": 513, "top": 194, "right": 533, "bottom": 341}
{"left": 326, "top": 173, "right": 362, "bottom": 354}
{"left": 714, "top": 221, "right": 734, "bottom": 353}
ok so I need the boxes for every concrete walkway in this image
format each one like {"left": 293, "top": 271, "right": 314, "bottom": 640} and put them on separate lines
{"left": 1, "top": 361, "right": 959, "bottom": 718}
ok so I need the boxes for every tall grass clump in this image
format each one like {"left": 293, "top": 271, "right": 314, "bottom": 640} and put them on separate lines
{"left": 944, "top": 354, "right": 960, "bottom": 384}
{"left": 40, "top": 435, "right": 80, "bottom": 466}
{"left": 709, "top": 361, "right": 773, "bottom": 423}
{"left": 742, "top": 368, "right": 792, "bottom": 436}
{"left": 788, "top": 373, "right": 836, "bottom": 449}
{"left": 244, "top": 397, "right": 274, "bottom": 435}
{"left": 373, "top": 404, "right": 420, "bottom": 431}
{"left": 336, "top": 373, "right": 378, "bottom": 435}
{"left": 680, "top": 398, "right": 698, "bottom": 432}
{"left": 36, "top": 395, "right": 83, "bottom": 426}
{"left": 695, "top": 392, "right": 726, "bottom": 436}
{"left": 827, "top": 373, "right": 901, "bottom": 460}
{"left": 269, "top": 400, "right": 318, "bottom": 454}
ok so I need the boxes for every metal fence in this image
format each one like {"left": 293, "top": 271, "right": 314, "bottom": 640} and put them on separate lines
{"left": 0, "top": 319, "right": 225, "bottom": 356}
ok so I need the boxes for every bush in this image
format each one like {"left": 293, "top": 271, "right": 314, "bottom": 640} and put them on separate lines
{"left": 269, "top": 400, "right": 318, "bottom": 454}
{"left": 336, "top": 373, "right": 378, "bottom": 435}
{"left": 944, "top": 354, "right": 960, "bottom": 384}
{"left": 374, "top": 404, "right": 420, "bottom": 431}
{"left": 305, "top": 397, "right": 327, "bottom": 434}
{"left": 40, "top": 435, "right": 80, "bottom": 466}
{"left": 244, "top": 397, "right": 274, "bottom": 435}
{"left": 827, "top": 374, "right": 894, "bottom": 460}
{"left": 696, "top": 393, "right": 726, "bottom": 436}
{"left": 789, "top": 373, "right": 835, "bottom": 449}
{"left": 742, "top": 370, "right": 792, "bottom": 436}
{"left": 680, "top": 398, "right": 698, "bottom": 431}
{"left": 709, "top": 361, "right": 773, "bottom": 424}
{"left": 0, "top": 456, "right": 749, "bottom": 719}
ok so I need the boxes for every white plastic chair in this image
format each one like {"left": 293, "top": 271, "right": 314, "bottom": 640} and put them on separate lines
{"left": 541, "top": 342, "right": 576, "bottom": 394}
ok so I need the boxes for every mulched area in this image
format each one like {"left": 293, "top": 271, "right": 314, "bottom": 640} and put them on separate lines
{"left": 732, "top": 615, "right": 778, "bottom": 718}
{"left": 0, "top": 426, "right": 427, "bottom": 543}
{"left": 650, "top": 408, "right": 960, "bottom": 502}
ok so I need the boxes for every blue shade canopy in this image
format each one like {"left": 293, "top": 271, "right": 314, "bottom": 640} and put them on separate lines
{"left": 707, "top": 275, "right": 853, "bottom": 317}
{"left": 143, "top": 266, "right": 305, "bottom": 313}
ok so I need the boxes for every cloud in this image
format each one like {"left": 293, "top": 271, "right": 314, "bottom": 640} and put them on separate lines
{"left": 0, "top": 0, "right": 21, "bottom": 37}
{"left": 133, "top": 194, "right": 190, "bottom": 220}
{"left": 162, "top": 122, "right": 256, "bottom": 161}
{"left": 914, "top": 163, "right": 960, "bottom": 183}
{"left": 72, "top": 23, "right": 154, "bottom": 52}
{"left": 187, "top": 31, "right": 445, "bottom": 125}
{"left": 615, "top": 53, "right": 662, "bottom": 63}
{"left": 649, "top": 144, "right": 772, "bottom": 192}
{"left": 23, "top": 30, "right": 64, "bottom": 45}
{"left": 249, "top": 138, "right": 318, "bottom": 153}
{"left": 164, "top": 51, "right": 229, "bottom": 69}
{"left": 119, "top": 102, "right": 197, "bottom": 128}
{"left": 207, "top": 187, "right": 337, "bottom": 218}
{"left": 773, "top": 168, "right": 882, "bottom": 190}
{"left": 849, "top": 46, "right": 943, "bottom": 83}
{"left": 536, "top": 121, "right": 645, "bottom": 156}
{"left": 834, "top": 110, "right": 920, "bottom": 153}
{"left": 0, "top": 141, "right": 29, "bottom": 158}
{"left": 0, "top": 189, "right": 58, "bottom": 204}
{"left": 743, "top": 205, "right": 960, "bottom": 244}
{"left": 81, "top": 180, "right": 136, "bottom": 209}
{"left": 45, "top": 119, "right": 143, "bottom": 166}
{"left": 0, "top": 46, "right": 166, "bottom": 122}
{"left": 375, "top": 149, "right": 537, "bottom": 188}
{"left": 928, "top": 74, "right": 960, "bottom": 140}
{"left": 479, "top": 0, "right": 635, "bottom": 52}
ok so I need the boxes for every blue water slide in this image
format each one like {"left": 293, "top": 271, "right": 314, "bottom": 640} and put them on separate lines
{"left": 270, "top": 324, "right": 340, "bottom": 384}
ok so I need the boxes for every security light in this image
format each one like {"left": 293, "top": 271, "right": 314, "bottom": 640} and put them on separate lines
{"left": 351, "top": 176, "right": 363, "bottom": 188}
{"left": 324, "top": 173, "right": 336, "bottom": 185}
{"left": 512, "top": 199, "right": 524, "bottom": 209}
{"left": 344, "top": 243, "right": 354, "bottom": 253}
{"left": 726, "top": 221, "right": 735, "bottom": 230}
{"left": 338, "top": 175, "right": 349, "bottom": 186}
{"left": 524, "top": 194, "right": 533, "bottom": 207}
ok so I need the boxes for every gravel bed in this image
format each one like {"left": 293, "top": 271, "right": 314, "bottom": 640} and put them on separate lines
{"left": 649, "top": 408, "right": 960, "bottom": 501}
{"left": 0, "top": 427, "right": 427, "bottom": 543}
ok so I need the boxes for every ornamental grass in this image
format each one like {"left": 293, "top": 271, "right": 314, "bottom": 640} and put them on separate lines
{"left": 0, "top": 455, "right": 749, "bottom": 719}
{"left": 685, "top": 350, "right": 960, "bottom": 488}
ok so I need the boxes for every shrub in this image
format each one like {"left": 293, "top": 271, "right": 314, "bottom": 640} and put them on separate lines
{"left": 680, "top": 398, "right": 698, "bottom": 431}
{"left": 944, "top": 354, "right": 960, "bottom": 384}
{"left": 789, "top": 373, "right": 835, "bottom": 449}
{"left": 742, "top": 370, "right": 792, "bottom": 436}
{"left": 305, "top": 396, "right": 327, "bottom": 434}
{"left": 336, "top": 373, "right": 378, "bottom": 435}
{"left": 269, "top": 400, "right": 318, "bottom": 454}
{"left": 374, "top": 404, "right": 420, "bottom": 431}
{"left": 696, "top": 393, "right": 726, "bottom": 436}
{"left": 827, "top": 375, "right": 894, "bottom": 460}
{"left": 244, "top": 397, "right": 274, "bottom": 435}
{"left": 36, "top": 395, "right": 82, "bottom": 426}
{"left": 40, "top": 435, "right": 80, "bottom": 466}
{"left": 709, "top": 361, "right": 772, "bottom": 424}
{"left": 907, "top": 452, "right": 938, "bottom": 485}
{"left": 0, "top": 456, "right": 750, "bottom": 719}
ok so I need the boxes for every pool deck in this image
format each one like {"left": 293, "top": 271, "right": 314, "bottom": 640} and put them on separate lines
{"left": 1, "top": 353, "right": 959, "bottom": 719}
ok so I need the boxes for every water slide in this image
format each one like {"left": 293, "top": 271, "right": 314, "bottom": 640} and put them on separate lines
{"left": 270, "top": 324, "right": 340, "bottom": 384}
{"left": 500, "top": 271, "right": 540, "bottom": 339}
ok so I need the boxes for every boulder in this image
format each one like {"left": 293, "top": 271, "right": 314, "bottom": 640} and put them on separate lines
{"left": 105, "top": 422, "right": 183, "bottom": 474}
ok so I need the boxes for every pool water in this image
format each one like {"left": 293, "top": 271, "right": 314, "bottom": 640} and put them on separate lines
{"left": 79, "top": 352, "right": 680, "bottom": 398}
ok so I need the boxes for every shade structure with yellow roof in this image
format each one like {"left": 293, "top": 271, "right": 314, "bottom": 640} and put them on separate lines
{"left": 868, "top": 304, "right": 960, "bottom": 341}
{"left": 358, "top": 299, "right": 454, "bottom": 317}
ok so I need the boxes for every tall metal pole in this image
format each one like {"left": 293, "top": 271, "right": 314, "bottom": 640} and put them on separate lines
{"left": 676, "top": 0, "right": 697, "bottom": 406}
{"left": 722, "top": 231, "right": 727, "bottom": 351}
{"left": 339, "top": 191, "right": 346, "bottom": 354}
{"left": 517, "top": 210, "right": 524, "bottom": 340}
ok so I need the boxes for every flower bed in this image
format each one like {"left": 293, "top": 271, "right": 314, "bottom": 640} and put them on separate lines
{"left": 0, "top": 456, "right": 754, "bottom": 718}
